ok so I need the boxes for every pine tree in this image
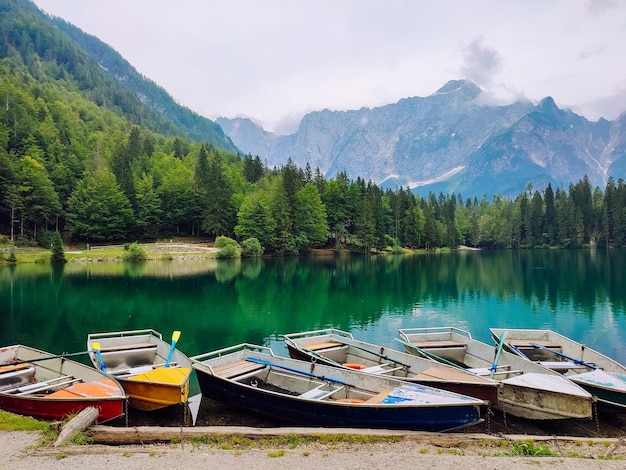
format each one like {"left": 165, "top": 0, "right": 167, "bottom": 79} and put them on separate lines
{"left": 50, "top": 231, "right": 66, "bottom": 263}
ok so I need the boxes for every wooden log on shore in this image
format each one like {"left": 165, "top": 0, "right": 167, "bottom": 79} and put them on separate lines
{"left": 90, "top": 425, "right": 455, "bottom": 445}
{"left": 54, "top": 407, "right": 99, "bottom": 447}
{"left": 89, "top": 425, "right": 623, "bottom": 446}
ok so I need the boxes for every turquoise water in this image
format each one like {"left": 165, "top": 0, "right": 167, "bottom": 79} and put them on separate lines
{"left": 1, "top": 250, "right": 624, "bottom": 365}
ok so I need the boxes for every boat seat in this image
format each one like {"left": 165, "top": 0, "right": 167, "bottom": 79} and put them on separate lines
{"left": 0, "top": 363, "right": 33, "bottom": 374}
{"left": 507, "top": 340, "right": 562, "bottom": 350}
{"left": 4, "top": 375, "right": 79, "bottom": 395}
{"left": 467, "top": 365, "right": 511, "bottom": 376}
{"left": 0, "top": 364, "right": 36, "bottom": 389}
{"left": 364, "top": 388, "right": 392, "bottom": 404}
{"left": 409, "top": 340, "right": 467, "bottom": 349}
{"left": 361, "top": 363, "right": 404, "bottom": 375}
{"left": 538, "top": 361, "right": 588, "bottom": 371}
{"left": 213, "top": 360, "right": 266, "bottom": 379}
{"left": 98, "top": 342, "right": 157, "bottom": 353}
{"left": 299, "top": 384, "right": 343, "bottom": 400}
{"left": 98, "top": 342, "right": 158, "bottom": 368}
{"left": 361, "top": 363, "right": 390, "bottom": 374}
{"left": 306, "top": 341, "right": 343, "bottom": 351}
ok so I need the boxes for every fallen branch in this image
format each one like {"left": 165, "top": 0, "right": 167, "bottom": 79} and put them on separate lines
{"left": 54, "top": 407, "right": 99, "bottom": 447}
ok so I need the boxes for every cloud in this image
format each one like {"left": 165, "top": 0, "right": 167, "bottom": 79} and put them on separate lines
{"left": 459, "top": 38, "right": 502, "bottom": 86}
{"left": 573, "top": 88, "right": 626, "bottom": 121}
{"left": 579, "top": 44, "right": 605, "bottom": 59}
{"left": 586, "top": 0, "right": 619, "bottom": 16}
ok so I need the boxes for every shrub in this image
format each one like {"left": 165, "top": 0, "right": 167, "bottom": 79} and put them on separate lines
{"left": 38, "top": 230, "right": 57, "bottom": 249}
{"left": 50, "top": 232, "right": 67, "bottom": 264}
{"left": 122, "top": 242, "right": 147, "bottom": 261}
{"left": 384, "top": 234, "right": 400, "bottom": 248}
{"left": 241, "top": 238, "right": 264, "bottom": 258}
{"left": 8, "top": 249, "right": 17, "bottom": 264}
{"left": 214, "top": 236, "right": 241, "bottom": 259}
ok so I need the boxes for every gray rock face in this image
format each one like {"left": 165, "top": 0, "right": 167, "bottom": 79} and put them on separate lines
{"left": 218, "top": 80, "right": 626, "bottom": 198}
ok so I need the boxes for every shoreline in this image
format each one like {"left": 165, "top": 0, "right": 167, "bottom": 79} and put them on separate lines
{"left": 4, "top": 427, "right": 625, "bottom": 470}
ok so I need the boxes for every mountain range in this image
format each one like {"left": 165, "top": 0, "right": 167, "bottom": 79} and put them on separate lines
{"left": 218, "top": 80, "right": 626, "bottom": 198}
{"left": 6, "top": 0, "right": 626, "bottom": 199}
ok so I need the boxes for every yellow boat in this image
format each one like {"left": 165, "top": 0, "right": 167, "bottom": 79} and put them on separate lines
{"left": 87, "top": 329, "right": 192, "bottom": 411}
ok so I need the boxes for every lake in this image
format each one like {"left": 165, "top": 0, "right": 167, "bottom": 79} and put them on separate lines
{"left": 1, "top": 249, "right": 625, "bottom": 366}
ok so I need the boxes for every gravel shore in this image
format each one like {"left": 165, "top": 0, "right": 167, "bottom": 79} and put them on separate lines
{"left": 4, "top": 428, "right": 626, "bottom": 470}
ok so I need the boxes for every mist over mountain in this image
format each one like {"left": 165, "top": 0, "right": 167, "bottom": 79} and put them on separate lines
{"left": 219, "top": 80, "right": 626, "bottom": 198}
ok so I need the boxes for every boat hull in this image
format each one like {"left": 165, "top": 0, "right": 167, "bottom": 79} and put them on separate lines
{"left": 0, "top": 345, "right": 125, "bottom": 423}
{"left": 284, "top": 330, "right": 499, "bottom": 405}
{"left": 195, "top": 369, "right": 480, "bottom": 432}
{"left": 499, "top": 383, "right": 593, "bottom": 420}
{"left": 87, "top": 329, "right": 192, "bottom": 411}
{"left": 398, "top": 327, "right": 594, "bottom": 420}
{"left": 0, "top": 385, "right": 124, "bottom": 422}
{"left": 118, "top": 369, "right": 191, "bottom": 411}
{"left": 490, "top": 328, "right": 626, "bottom": 412}
{"left": 191, "top": 344, "right": 484, "bottom": 432}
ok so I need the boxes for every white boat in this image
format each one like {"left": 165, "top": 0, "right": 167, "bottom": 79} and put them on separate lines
{"left": 190, "top": 343, "right": 485, "bottom": 432}
{"left": 283, "top": 329, "right": 500, "bottom": 404}
{"left": 490, "top": 328, "right": 626, "bottom": 411}
{"left": 398, "top": 326, "right": 594, "bottom": 420}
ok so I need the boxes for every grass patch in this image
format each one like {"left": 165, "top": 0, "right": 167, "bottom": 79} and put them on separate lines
{"left": 504, "top": 440, "right": 558, "bottom": 457}
{"left": 70, "top": 431, "right": 93, "bottom": 446}
{"left": 267, "top": 449, "right": 286, "bottom": 458}
{"left": 0, "top": 411, "right": 50, "bottom": 431}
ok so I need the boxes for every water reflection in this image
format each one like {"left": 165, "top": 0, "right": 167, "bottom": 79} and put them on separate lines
{"left": 1, "top": 250, "right": 624, "bottom": 365}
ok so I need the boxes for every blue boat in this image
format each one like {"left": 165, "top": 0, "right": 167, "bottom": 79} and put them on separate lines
{"left": 190, "top": 344, "right": 484, "bottom": 432}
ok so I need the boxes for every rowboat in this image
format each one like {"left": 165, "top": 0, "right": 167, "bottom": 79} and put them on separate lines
{"left": 490, "top": 328, "right": 626, "bottom": 411}
{"left": 283, "top": 329, "right": 500, "bottom": 404}
{"left": 0, "top": 344, "right": 125, "bottom": 423}
{"left": 190, "top": 343, "right": 485, "bottom": 432}
{"left": 398, "top": 327, "right": 594, "bottom": 420}
{"left": 87, "top": 329, "right": 192, "bottom": 411}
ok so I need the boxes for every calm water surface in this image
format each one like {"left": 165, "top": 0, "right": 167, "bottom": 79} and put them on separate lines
{"left": 1, "top": 250, "right": 625, "bottom": 365}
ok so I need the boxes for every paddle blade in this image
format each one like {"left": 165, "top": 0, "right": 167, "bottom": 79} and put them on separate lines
{"left": 490, "top": 331, "right": 507, "bottom": 379}
{"left": 91, "top": 342, "right": 107, "bottom": 372}
{"left": 165, "top": 331, "right": 181, "bottom": 368}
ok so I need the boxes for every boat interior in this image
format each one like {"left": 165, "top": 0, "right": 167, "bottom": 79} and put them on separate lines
{"left": 212, "top": 358, "right": 385, "bottom": 404}
{"left": 0, "top": 363, "right": 82, "bottom": 396}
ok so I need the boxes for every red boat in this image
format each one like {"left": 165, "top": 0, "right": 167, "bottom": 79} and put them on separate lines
{"left": 0, "top": 345, "right": 126, "bottom": 423}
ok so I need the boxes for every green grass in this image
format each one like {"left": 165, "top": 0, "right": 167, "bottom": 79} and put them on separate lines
{"left": 0, "top": 411, "right": 50, "bottom": 431}
{"left": 504, "top": 440, "right": 558, "bottom": 457}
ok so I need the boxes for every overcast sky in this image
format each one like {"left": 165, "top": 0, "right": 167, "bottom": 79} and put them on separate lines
{"left": 33, "top": 0, "right": 626, "bottom": 134}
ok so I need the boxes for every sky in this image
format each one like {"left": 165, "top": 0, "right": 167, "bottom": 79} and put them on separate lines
{"left": 32, "top": 0, "right": 626, "bottom": 134}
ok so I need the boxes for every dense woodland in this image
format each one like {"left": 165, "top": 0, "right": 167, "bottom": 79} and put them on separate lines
{"left": 1, "top": 0, "right": 625, "bottom": 253}
{"left": 1, "top": 59, "right": 626, "bottom": 253}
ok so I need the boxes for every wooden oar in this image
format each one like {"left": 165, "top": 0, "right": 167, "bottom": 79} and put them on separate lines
{"left": 165, "top": 331, "right": 181, "bottom": 368}
{"left": 246, "top": 357, "right": 347, "bottom": 385}
{"left": 91, "top": 342, "right": 107, "bottom": 372}
{"left": 529, "top": 341, "right": 597, "bottom": 370}
{"left": 393, "top": 338, "right": 467, "bottom": 371}
{"left": 490, "top": 331, "right": 507, "bottom": 379}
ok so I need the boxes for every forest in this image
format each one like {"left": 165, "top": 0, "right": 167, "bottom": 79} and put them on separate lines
{"left": 0, "top": 0, "right": 625, "bottom": 253}
{"left": 1, "top": 60, "right": 625, "bottom": 254}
